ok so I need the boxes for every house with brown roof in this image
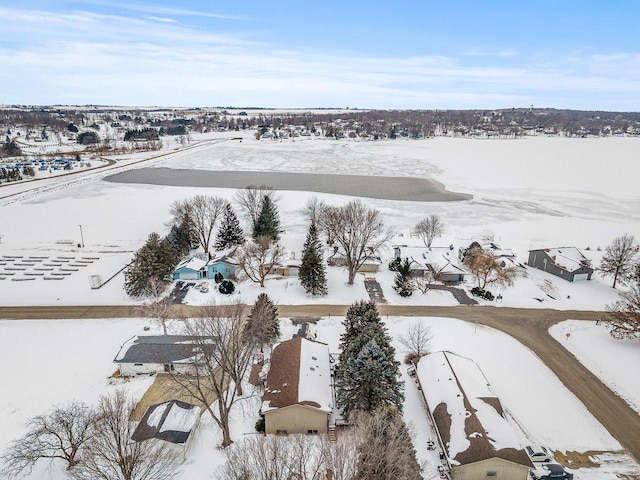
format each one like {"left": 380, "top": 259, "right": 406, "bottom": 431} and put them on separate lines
{"left": 414, "top": 351, "right": 533, "bottom": 480}
{"left": 261, "top": 337, "right": 333, "bottom": 435}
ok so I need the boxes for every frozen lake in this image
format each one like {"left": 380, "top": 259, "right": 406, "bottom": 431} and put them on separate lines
{"left": 104, "top": 167, "right": 472, "bottom": 202}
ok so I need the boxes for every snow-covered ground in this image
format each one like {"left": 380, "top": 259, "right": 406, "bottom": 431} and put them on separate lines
{"left": 1, "top": 316, "right": 637, "bottom": 480}
{"left": 1, "top": 134, "right": 638, "bottom": 308}
{"left": 550, "top": 320, "right": 640, "bottom": 415}
{"left": 1, "top": 134, "right": 640, "bottom": 478}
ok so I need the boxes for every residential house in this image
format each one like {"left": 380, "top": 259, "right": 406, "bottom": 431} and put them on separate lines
{"left": 261, "top": 337, "right": 333, "bottom": 435}
{"left": 172, "top": 257, "right": 207, "bottom": 281}
{"left": 327, "top": 246, "right": 381, "bottom": 273}
{"left": 113, "top": 335, "right": 211, "bottom": 376}
{"left": 394, "top": 245, "right": 466, "bottom": 283}
{"left": 459, "top": 243, "right": 528, "bottom": 277}
{"left": 131, "top": 399, "right": 200, "bottom": 453}
{"left": 527, "top": 247, "right": 593, "bottom": 282}
{"left": 206, "top": 249, "right": 237, "bottom": 279}
{"left": 413, "top": 351, "right": 532, "bottom": 480}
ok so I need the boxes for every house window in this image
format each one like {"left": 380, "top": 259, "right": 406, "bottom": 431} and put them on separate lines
{"left": 307, "top": 429, "right": 318, "bottom": 435}
{"left": 276, "top": 429, "right": 288, "bottom": 435}
{"left": 486, "top": 472, "right": 497, "bottom": 477}
{"left": 134, "top": 363, "right": 143, "bottom": 366}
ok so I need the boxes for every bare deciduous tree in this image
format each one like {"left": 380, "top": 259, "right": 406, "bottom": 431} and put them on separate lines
{"left": 599, "top": 234, "right": 639, "bottom": 289}
{"left": 190, "top": 194, "right": 227, "bottom": 254}
{"left": 234, "top": 185, "right": 276, "bottom": 230}
{"left": 414, "top": 271, "right": 435, "bottom": 294}
{"left": 300, "top": 196, "right": 327, "bottom": 227}
{"left": 330, "top": 200, "right": 393, "bottom": 285}
{"left": 237, "top": 236, "right": 285, "bottom": 287}
{"left": 141, "top": 284, "right": 173, "bottom": 335}
{"left": 69, "top": 391, "right": 180, "bottom": 480}
{"left": 398, "top": 321, "right": 434, "bottom": 358}
{"left": 463, "top": 247, "right": 516, "bottom": 290}
{"left": 317, "top": 205, "right": 341, "bottom": 246}
{"left": 170, "top": 302, "right": 257, "bottom": 448}
{"left": 414, "top": 214, "right": 444, "bottom": 248}
{"left": 607, "top": 288, "right": 640, "bottom": 340}
{"left": 1, "top": 402, "right": 94, "bottom": 478}
{"left": 219, "top": 432, "right": 357, "bottom": 480}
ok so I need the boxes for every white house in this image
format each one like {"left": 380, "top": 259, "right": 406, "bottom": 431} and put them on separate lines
{"left": 113, "top": 335, "right": 210, "bottom": 376}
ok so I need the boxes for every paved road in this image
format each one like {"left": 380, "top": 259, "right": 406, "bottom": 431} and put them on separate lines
{"left": 0, "top": 304, "right": 638, "bottom": 463}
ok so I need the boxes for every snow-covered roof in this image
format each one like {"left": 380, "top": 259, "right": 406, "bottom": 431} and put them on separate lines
{"left": 175, "top": 256, "right": 207, "bottom": 272}
{"left": 535, "top": 247, "right": 592, "bottom": 273}
{"left": 395, "top": 245, "right": 464, "bottom": 275}
{"left": 132, "top": 400, "right": 200, "bottom": 444}
{"left": 416, "top": 351, "right": 531, "bottom": 467}
{"left": 207, "top": 248, "right": 237, "bottom": 266}
{"left": 262, "top": 337, "right": 332, "bottom": 414}
{"left": 114, "top": 335, "right": 212, "bottom": 364}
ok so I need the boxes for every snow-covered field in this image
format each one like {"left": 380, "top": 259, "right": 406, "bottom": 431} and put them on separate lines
{"left": 1, "top": 133, "right": 640, "bottom": 478}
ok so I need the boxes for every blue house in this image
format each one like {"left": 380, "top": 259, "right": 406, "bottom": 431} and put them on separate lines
{"left": 206, "top": 250, "right": 237, "bottom": 279}
{"left": 172, "top": 257, "right": 207, "bottom": 281}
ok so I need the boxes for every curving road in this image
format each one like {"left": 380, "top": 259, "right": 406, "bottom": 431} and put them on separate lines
{"left": 0, "top": 304, "right": 638, "bottom": 463}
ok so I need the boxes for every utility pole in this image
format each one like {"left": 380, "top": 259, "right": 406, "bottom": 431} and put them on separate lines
{"left": 78, "top": 225, "right": 85, "bottom": 247}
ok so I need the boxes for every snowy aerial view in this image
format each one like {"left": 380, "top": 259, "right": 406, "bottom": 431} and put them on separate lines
{"left": 1, "top": 2, "right": 640, "bottom": 480}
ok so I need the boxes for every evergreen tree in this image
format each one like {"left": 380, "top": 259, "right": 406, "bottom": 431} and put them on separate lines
{"left": 252, "top": 195, "right": 281, "bottom": 241}
{"left": 393, "top": 257, "right": 414, "bottom": 297}
{"left": 124, "top": 233, "right": 178, "bottom": 297}
{"left": 298, "top": 222, "right": 328, "bottom": 295}
{"left": 244, "top": 293, "right": 280, "bottom": 350}
{"left": 166, "top": 219, "right": 191, "bottom": 258}
{"left": 336, "top": 339, "right": 404, "bottom": 417}
{"left": 214, "top": 203, "right": 245, "bottom": 251}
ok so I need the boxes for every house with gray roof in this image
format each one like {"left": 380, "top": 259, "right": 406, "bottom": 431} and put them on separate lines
{"left": 113, "top": 335, "right": 213, "bottom": 376}
{"left": 528, "top": 247, "right": 593, "bottom": 282}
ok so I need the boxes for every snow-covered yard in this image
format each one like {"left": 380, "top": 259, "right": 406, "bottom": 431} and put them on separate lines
{"left": 1, "top": 315, "right": 637, "bottom": 480}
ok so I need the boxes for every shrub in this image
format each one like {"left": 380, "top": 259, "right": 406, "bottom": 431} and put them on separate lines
{"left": 219, "top": 279, "right": 235, "bottom": 295}
{"left": 388, "top": 258, "right": 401, "bottom": 271}
{"left": 214, "top": 272, "right": 223, "bottom": 284}
{"left": 255, "top": 415, "right": 265, "bottom": 433}
{"left": 483, "top": 290, "right": 494, "bottom": 301}
{"left": 404, "top": 352, "right": 421, "bottom": 365}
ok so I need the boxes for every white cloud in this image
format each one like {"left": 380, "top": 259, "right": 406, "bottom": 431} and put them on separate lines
{"left": 1, "top": 6, "right": 639, "bottom": 109}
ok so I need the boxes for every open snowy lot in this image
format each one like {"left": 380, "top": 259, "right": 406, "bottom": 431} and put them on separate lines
{"left": 550, "top": 320, "right": 640, "bottom": 415}
{"left": 1, "top": 315, "right": 637, "bottom": 480}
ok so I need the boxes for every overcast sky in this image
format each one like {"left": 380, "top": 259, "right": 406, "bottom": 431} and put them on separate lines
{"left": 2, "top": 1, "right": 639, "bottom": 110}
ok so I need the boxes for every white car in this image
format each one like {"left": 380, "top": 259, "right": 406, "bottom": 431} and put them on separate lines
{"left": 525, "top": 445, "right": 553, "bottom": 463}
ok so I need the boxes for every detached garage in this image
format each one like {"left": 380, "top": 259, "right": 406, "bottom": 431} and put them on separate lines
{"left": 172, "top": 257, "right": 207, "bottom": 280}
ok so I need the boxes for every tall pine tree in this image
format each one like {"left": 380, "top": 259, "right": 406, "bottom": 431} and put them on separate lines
{"left": 124, "top": 232, "right": 179, "bottom": 297}
{"left": 214, "top": 203, "right": 245, "bottom": 251}
{"left": 299, "top": 222, "right": 328, "bottom": 295}
{"left": 336, "top": 339, "right": 404, "bottom": 417}
{"left": 393, "top": 257, "right": 414, "bottom": 297}
{"left": 252, "top": 195, "right": 281, "bottom": 241}
{"left": 244, "top": 293, "right": 280, "bottom": 351}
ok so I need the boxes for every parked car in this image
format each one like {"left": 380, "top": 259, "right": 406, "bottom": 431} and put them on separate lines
{"left": 525, "top": 445, "right": 553, "bottom": 463}
{"left": 530, "top": 463, "right": 573, "bottom": 480}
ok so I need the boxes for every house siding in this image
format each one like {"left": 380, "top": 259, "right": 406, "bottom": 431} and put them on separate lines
{"left": 119, "top": 362, "right": 192, "bottom": 376}
{"left": 452, "top": 458, "right": 530, "bottom": 480}
{"left": 264, "top": 405, "right": 329, "bottom": 435}
{"left": 206, "top": 262, "right": 236, "bottom": 279}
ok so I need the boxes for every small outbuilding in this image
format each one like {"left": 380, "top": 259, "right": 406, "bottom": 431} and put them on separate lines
{"left": 261, "top": 337, "right": 333, "bottom": 435}
{"left": 528, "top": 247, "right": 593, "bottom": 282}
